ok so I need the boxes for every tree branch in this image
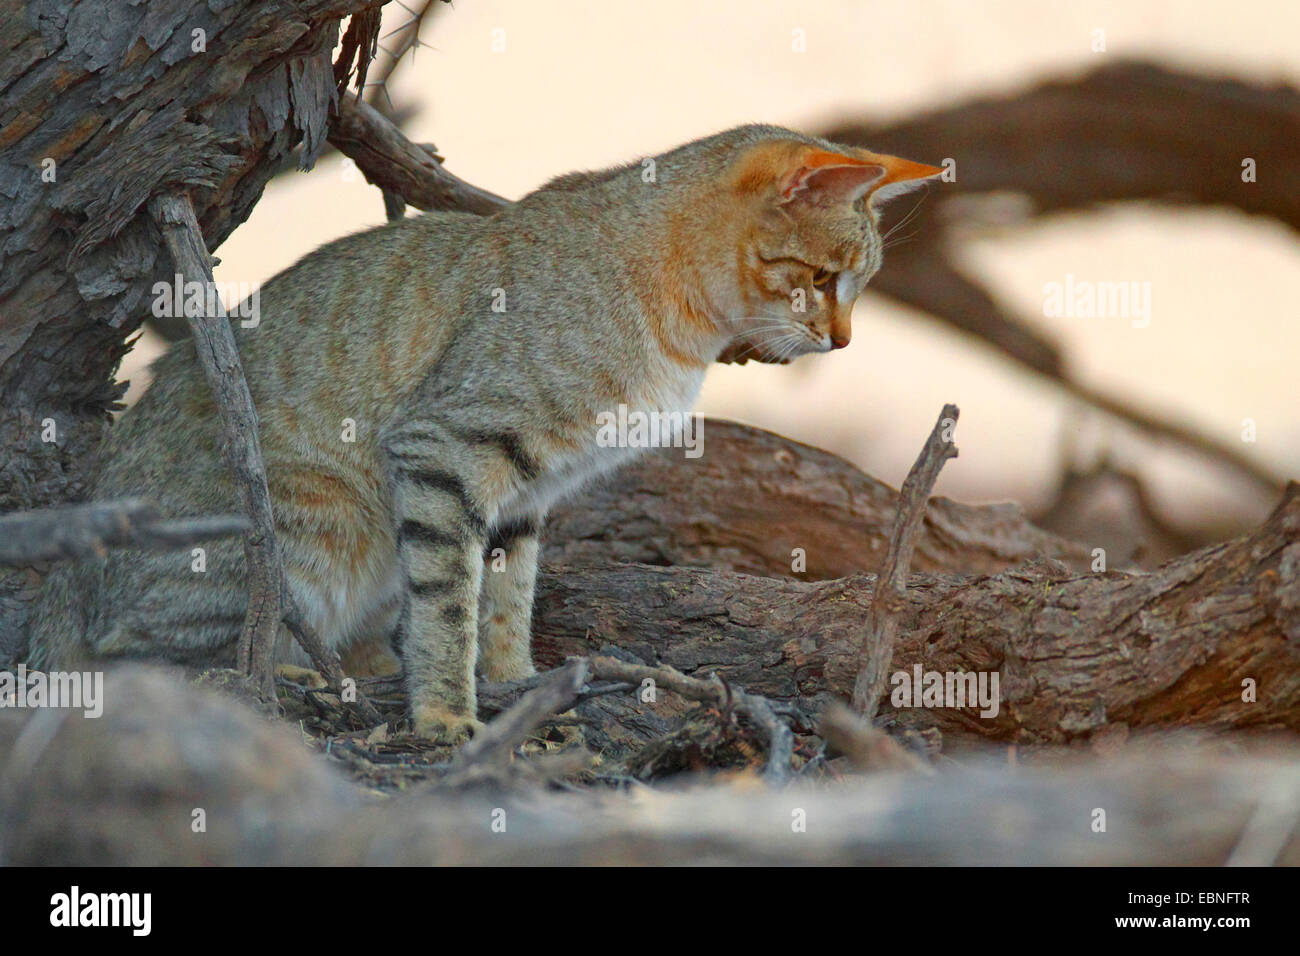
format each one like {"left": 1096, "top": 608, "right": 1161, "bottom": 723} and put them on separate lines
{"left": 328, "top": 96, "right": 511, "bottom": 215}
{"left": 853, "top": 404, "right": 959, "bottom": 715}
{"left": 147, "top": 192, "right": 283, "bottom": 698}
{"left": 587, "top": 655, "right": 795, "bottom": 784}
{"left": 0, "top": 499, "right": 249, "bottom": 566}
{"left": 446, "top": 659, "right": 588, "bottom": 780}
{"left": 281, "top": 591, "right": 383, "bottom": 726}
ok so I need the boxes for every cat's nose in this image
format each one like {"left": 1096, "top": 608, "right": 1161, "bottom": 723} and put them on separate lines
{"left": 831, "top": 332, "right": 851, "bottom": 349}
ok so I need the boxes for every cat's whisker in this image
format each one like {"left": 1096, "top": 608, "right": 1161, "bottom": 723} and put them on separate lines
{"left": 882, "top": 189, "right": 930, "bottom": 243}
{"left": 883, "top": 230, "right": 920, "bottom": 250}
{"left": 771, "top": 332, "right": 804, "bottom": 364}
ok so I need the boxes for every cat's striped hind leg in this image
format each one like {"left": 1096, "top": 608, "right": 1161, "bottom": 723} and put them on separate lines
{"left": 478, "top": 515, "right": 542, "bottom": 682}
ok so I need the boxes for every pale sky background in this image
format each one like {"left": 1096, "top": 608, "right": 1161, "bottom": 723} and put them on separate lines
{"left": 122, "top": 0, "right": 1300, "bottom": 530}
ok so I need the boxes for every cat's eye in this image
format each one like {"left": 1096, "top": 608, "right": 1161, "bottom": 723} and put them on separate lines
{"left": 812, "top": 268, "right": 835, "bottom": 290}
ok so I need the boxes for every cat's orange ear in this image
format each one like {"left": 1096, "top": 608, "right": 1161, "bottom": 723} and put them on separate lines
{"left": 776, "top": 149, "right": 886, "bottom": 207}
{"left": 736, "top": 143, "right": 944, "bottom": 208}
{"left": 856, "top": 150, "right": 946, "bottom": 205}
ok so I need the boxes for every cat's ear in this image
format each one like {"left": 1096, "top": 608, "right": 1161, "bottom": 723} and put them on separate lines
{"left": 777, "top": 150, "right": 887, "bottom": 207}
{"left": 735, "top": 143, "right": 944, "bottom": 208}
{"left": 857, "top": 151, "right": 946, "bottom": 206}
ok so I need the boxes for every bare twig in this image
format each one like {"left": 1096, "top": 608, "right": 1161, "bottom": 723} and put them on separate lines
{"left": 851, "top": 404, "right": 960, "bottom": 717}
{"left": 147, "top": 192, "right": 283, "bottom": 700}
{"left": 818, "top": 701, "right": 933, "bottom": 774}
{"left": 328, "top": 96, "right": 511, "bottom": 216}
{"left": 0, "top": 498, "right": 249, "bottom": 566}
{"left": 281, "top": 591, "right": 383, "bottom": 727}
{"left": 363, "top": 0, "right": 443, "bottom": 109}
{"left": 446, "top": 659, "right": 588, "bottom": 778}
{"left": 587, "top": 655, "right": 795, "bottom": 784}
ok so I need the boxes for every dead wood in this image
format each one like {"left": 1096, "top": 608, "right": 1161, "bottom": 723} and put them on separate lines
{"left": 0, "top": 0, "right": 386, "bottom": 656}
{"left": 587, "top": 655, "right": 795, "bottom": 784}
{"left": 147, "top": 193, "right": 283, "bottom": 697}
{"left": 0, "top": 497, "right": 248, "bottom": 566}
{"left": 545, "top": 418, "right": 1092, "bottom": 579}
{"left": 823, "top": 61, "right": 1299, "bottom": 495}
{"left": 529, "top": 483, "right": 1300, "bottom": 744}
{"left": 818, "top": 701, "right": 932, "bottom": 773}
{"left": 281, "top": 593, "right": 383, "bottom": 727}
{"left": 3, "top": 666, "right": 1299, "bottom": 865}
{"left": 853, "top": 404, "right": 959, "bottom": 715}
{"left": 447, "top": 659, "right": 588, "bottom": 778}
{"left": 328, "top": 96, "right": 511, "bottom": 215}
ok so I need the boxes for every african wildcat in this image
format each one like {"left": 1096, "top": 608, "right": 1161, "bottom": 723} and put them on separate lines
{"left": 27, "top": 125, "right": 941, "bottom": 741}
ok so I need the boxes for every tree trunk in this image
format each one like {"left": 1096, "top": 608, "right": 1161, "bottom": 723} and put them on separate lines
{"left": 0, "top": 0, "right": 382, "bottom": 655}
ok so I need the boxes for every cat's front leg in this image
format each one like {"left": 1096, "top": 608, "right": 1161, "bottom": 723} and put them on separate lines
{"left": 479, "top": 515, "right": 543, "bottom": 682}
{"left": 385, "top": 435, "right": 489, "bottom": 744}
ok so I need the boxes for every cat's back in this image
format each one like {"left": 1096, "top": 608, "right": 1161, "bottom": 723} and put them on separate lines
{"left": 112, "top": 210, "right": 490, "bottom": 461}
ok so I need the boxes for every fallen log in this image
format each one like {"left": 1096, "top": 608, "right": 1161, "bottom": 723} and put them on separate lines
{"left": 544, "top": 419, "right": 1092, "bottom": 579}
{"left": 532, "top": 484, "right": 1300, "bottom": 744}
{"left": 3, "top": 668, "right": 1298, "bottom": 865}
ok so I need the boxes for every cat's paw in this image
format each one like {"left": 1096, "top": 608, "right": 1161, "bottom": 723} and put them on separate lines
{"left": 274, "top": 663, "right": 327, "bottom": 688}
{"left": 411, "top": 703, "right": 484, "bottom": 745}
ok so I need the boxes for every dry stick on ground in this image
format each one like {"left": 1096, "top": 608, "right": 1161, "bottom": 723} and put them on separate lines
{"left": 852, "top": 404, "right": 959, "bottom": 717}
{"left": 444, "top": 659, "right": 589, "bottom": 782}
{"left": 13, "top": 667, "right": 1300, "bottom": 865}
{"left": 0, "top": 499, "right": 249, "bottom": 566}
{"left": 282, "top": 592, "right": 383, "bottom": 727}
{"left": 148, "top": 193, "right": 284, "bottom": 698}
{"left": 818, "top": 701, "right": 933, "bottom": 773}
{"left": 588, "top": 655, "right": 795, "bottom": 784}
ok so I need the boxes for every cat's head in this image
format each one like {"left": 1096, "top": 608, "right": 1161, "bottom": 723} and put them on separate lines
{"left": 703, "top": 137, "right": 943, "bottom": 364}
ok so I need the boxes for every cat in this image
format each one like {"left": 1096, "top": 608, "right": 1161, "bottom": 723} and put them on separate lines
{"left": 26, "top": 124, "right": 942, "bottom": 742}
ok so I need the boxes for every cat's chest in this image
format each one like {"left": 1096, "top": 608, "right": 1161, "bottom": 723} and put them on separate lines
{"left": 501, "top": 365, "right": 705, "bottom": 522}
{"left": 572, "top": 364, "right": 705, "bottom": 474}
